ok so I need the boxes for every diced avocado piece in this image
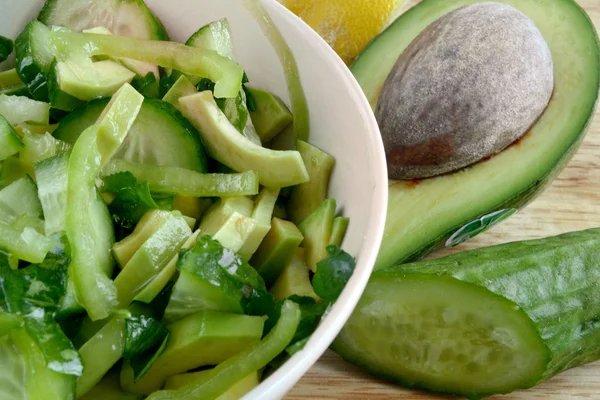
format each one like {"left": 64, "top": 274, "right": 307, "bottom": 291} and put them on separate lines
{"left": 173, "top": 195, "right": 213, "bottom": 221}
{"left": 270, "top": 247, "right": 319, "bottom": 301}
{"left": 164, "top": 370, "right": 260, "bottom": 398}
{"left": 351, "top": 0, "right": 600, "bottom": 270}
{"left": 288, "top": 140, "right": 335, "bottom": 224}
{"left": 120, "top": 310, "right": 265, "bottom": 394}
{"left": 76, "top": 318, "right": 126, "bottom": 398}
{"left": 178, "top": 91, "right": 309, "bottom": 188}
{"left": 208, "top": 212, "right": 261, "bottom": 257}
{"left": 162, "top": 76, "right": 197, "bottom": 111}
{"left": 247, "top": 86, "right": 293, "bottom": 143}
{"left": 298, "top": 199, "right": 336, "bottom": 272}
{"left": 0, "top": 69, "right": 28, "bottom": 97}
{"left": 134, "top": 230, "right": 201, "bottom": 304}
{"left": 37, "top": 0, "right": 170, "bottom": 41}
{"left": 0, "top": 94, "right": 49, "bottom": 126}
{"left": 82, "top": 27, "right": 159, "bottom": 80}
{"left": 80, "top": 368, "right": 143, "bottom": 400}
{"left": 114, "top": 212, "right": 192, "bottom": 307}
{"left": 112, "top": 209, "right": 172, "bottom": 268}
{"left": 251, "top": 217, "right": 304, "bottom": 286}
{"left": 0, "top": 115, "right": 24, "bottom": 160}
{"left": 163, "top": 236, "right": 266, "bottom": 322}
{"left": 329, "top": 216, "right": 349, "bottom": 247}
{"left": 200, "top": 197, "right": 255, "bottom": 229}
{"left": 0, "top": 156, "right": 34, "bottom": 189}
{"left": 49, "top": 58, "right": 136, "bottom": 105}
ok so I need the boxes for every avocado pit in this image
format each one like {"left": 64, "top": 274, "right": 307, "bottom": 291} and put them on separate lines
{"left": 377, "top": 2, "right": 554, "bottom": 180}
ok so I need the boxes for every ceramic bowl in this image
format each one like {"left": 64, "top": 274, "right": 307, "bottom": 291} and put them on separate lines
{"left": 0, "top": 0, "right": 388, "bottom": 398}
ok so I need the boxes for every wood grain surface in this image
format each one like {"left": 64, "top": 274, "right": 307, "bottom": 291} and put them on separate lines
{"left": 286, "top": 0, "right": 600, "bottom": 398}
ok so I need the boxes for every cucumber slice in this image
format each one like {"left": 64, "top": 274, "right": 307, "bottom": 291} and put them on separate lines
{"left": 0, "top": 176, "right": 43, "bottom": 224}
{"left": 0, "top": 115, "right": 24, "bottom": 160}
{"left": 334, "top": 228, "right": 600, "bottom": 398}
{"left": 15, "top": 20, "right": 54, "bottom": 101}
{"left": 103, "top": 159, "right": 259, "bottom": 197}
{"left": 20, "top": 129, "right": 67, "bottom": 165}
{"left": 54, "top": 98, "right": 208, "bottom": 172}
{"left": 0, "top": 94, "right": 49, "bottom": 125}
{"left": 179, "top": 91, "right": 308, "bottom": 188}
{"left": 329, "top": 217, "right": 349, "bottom": 247}
{"left": 186, "top": 19, "right": 235, "bottom": 60}
{"left": 162, "top": 76, "right": 197, "bottom": 111}
{"left": 34, "top": 152, "right": 69, "bottom": 236}
{"left": 0, "top": 156, "right": 35, "bottom": 189}
{"left": 38, "top": 0, "right": 169, "bottom": 40}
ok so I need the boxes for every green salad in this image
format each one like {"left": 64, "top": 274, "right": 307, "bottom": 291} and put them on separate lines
{"left": 0, "top": 1, "right": 356, "bottom": 399}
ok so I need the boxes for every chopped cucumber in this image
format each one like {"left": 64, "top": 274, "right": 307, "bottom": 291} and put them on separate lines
{"left": 34, "top": 152, "right": 69, "bottom": 236}
{"left": 270, "top": 247, "right": 318, "bottom": 301}
{"left": 20, "top": 129, "right": 67, "bottom": 165}
{"left": 76, "top": 318, "right": 126, "bottom": 398}
{"left": 247, "top": 86, "right": 293, "bottom": 142}
{"left": 146, "top": 300, "right": 301, "bottom": 400}
{"left": 0, "top": 176, "right": 43, "bottom": 224}
{"left": 66, "top": 84, "right": 144, "bottom": 321}
{"left": 0, "top": 35, "right": 13, "bottom": 62}
{"left": 162, "top": 75, "right": 197, "bottom": 110}
{"left": 114, "top": 211, "right": 191, "bottom": 307}
{"left": 14, "top": 20, "right": 54, "bottom": 101}
{"left": 54, "top": 98, "right": 208, "bottom": 172}
{"left": 298, "top": 199, "right": 336, "bottom": 272}
{"left": 0, "top": 94, "right": 50, "bottom": 125}
{"left": 103, "top": 159, "right": 259, "bottom": 197}
{"left": 120, "top": 310, "right": 265, "bottom": 394}
{"left": 252, "top": 217, "right": 304, "bottom": 286}
{"left": 186, "top": 19, "right": 235, "bottom": 60}
{"left": 49, "top": 29, "right": 243, "bottom": 98}
{"left": 288, "top": 141, "right": 335, "bottom": 224}
{"left": 0, "top": 115, "right": 24, "bottom": 160}
{"left": 334, "top": 228, "right": 600, "bottom": 398}
{"left": 179, "top": 91, "right": 309, "bottom": 188}
{"left": 0, "top": 221, "right": 52, "bottom": 263}
{"left": 252, "top": 187, "right": 280, "bottom": 225}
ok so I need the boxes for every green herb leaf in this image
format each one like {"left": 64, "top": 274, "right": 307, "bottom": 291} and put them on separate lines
{"left": 103, "top": 172, "right": 173, "bottom": 229}
{"left": 245, "top": 289, "right": 280, "bottom": 335}
{"left": 312, "top": 245, "right": 356, "bottom": 301}
{"left": 131, "top": 72, "right": 159, "bottom": 99}
{"left": 130, "top": 333, "right": 169, "bottom": 382}
{"left": 124, "top": 303, "right": 169, "bottom": 360}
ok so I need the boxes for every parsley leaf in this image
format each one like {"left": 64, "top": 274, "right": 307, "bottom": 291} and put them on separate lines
{"left": 312, "top": 245, "right": 356, "bottom": 302}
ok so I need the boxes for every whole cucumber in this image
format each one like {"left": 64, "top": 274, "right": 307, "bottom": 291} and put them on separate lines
{"left": 333, "top": 228, "right": 600, "bottom": 399}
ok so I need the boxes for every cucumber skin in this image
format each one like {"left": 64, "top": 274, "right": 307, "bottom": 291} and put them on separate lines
{"left": 335, "top": 228, "right": 600, "bottom": 396}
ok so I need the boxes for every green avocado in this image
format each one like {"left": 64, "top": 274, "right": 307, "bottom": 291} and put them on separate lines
{"left": 351, "top": 0, "right": 600, "bottom": 270}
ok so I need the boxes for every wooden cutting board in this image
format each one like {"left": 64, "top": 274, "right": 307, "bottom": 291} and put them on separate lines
{"left": 286, "top": 0, "right": 600, "bottom": 398}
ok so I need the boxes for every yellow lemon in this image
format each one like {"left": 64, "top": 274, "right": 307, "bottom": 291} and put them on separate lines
{"left": 282, "top": 0, "right": 404, "bottom": 65}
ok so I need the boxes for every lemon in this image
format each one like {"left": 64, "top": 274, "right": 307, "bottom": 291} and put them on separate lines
{"left": 282, "top": 0, "right": 404, "bottom": 65}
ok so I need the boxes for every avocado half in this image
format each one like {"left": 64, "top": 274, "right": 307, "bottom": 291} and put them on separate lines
{"left": 353, "top": 0, "right": 600, "bottom": 270}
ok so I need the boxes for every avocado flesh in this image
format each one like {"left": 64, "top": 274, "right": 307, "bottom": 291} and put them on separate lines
{"left": 351, "top": 0, "right": 600, "bottom": 270}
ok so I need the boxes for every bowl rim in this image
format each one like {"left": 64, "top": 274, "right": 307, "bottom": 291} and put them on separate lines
{"left": 243, "top": 1, "right": 388, "bottom": 399}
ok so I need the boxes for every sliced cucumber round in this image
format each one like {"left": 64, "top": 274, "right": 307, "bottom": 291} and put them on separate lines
{"left": 37, "top": 0, "right": 169, "bottom": 40}
{"left": 54, "top": 98, "right": 207, "bottom": 172}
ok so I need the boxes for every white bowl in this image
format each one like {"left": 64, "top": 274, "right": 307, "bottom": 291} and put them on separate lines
{"left": 0, "top": 1, "right": 388, "bottom": 398}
